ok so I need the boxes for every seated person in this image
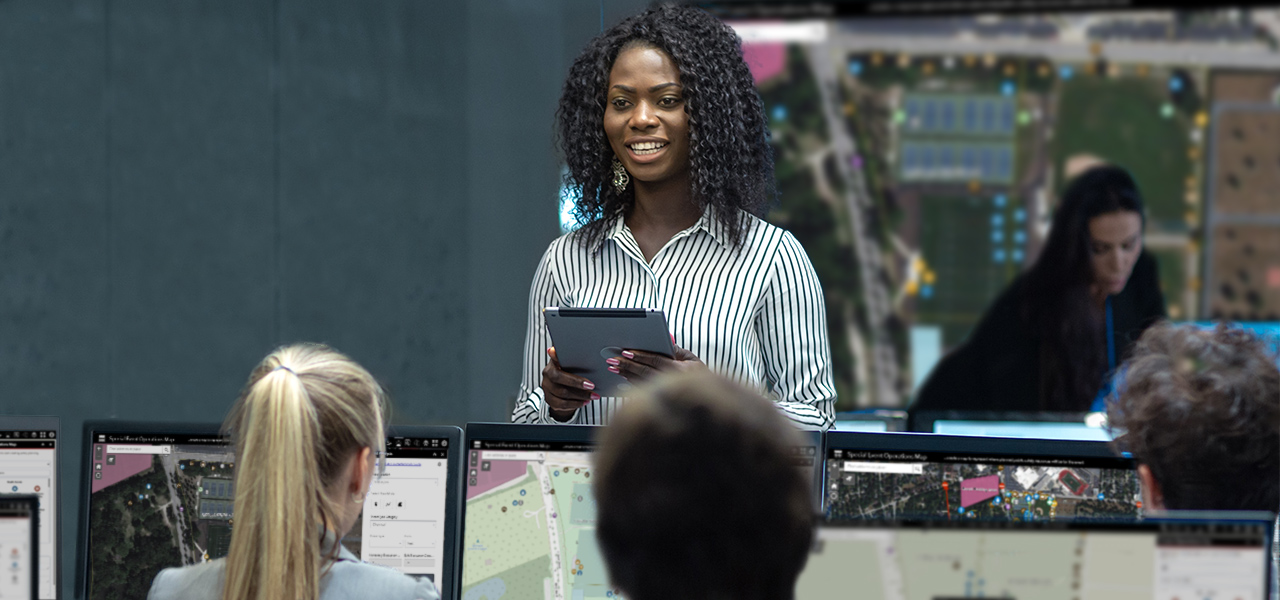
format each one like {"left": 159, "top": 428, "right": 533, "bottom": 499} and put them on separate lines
{"left": 1107, "top": 322, "right": 1279, "bottom": 511}
{"left": 912, "top": 164, "right": 1166, "bottom": 414}
{"left": 592, "top": 371, "right": 815, "bottom": 600}
{"left": 149, "top": 344, "right": 438, "bottom": 600}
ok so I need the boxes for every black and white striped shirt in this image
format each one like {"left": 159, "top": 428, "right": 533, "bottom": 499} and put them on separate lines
{"left": 511, "top": 209, "right": 836, "bottom": 429}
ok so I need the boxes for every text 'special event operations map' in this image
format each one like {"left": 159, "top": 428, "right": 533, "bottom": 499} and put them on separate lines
{"left": 825, "top": 447, "right": 1142, "bottom": 522}
{"left": 460, "top": 438, "right": 623, "bottom": 600}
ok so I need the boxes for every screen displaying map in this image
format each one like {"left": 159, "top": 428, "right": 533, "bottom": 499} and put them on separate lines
{"left": 697, "top": 0, "right": 1280, "bottom": 410}
{"left": 84, "top": 431, "right": 235, "bottom": 600}
{"left": 460, "top": 438, "right": 622, "bottom": 600}
{"left": 824, "top": 447, "right": 1142, "bottom": 522}
{"left": 796, "top": 520, "right": 1270, "bottom": 599}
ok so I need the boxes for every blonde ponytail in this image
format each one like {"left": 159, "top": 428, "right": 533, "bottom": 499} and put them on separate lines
{"left": 221, "top": 345, "right": 387, "bottom": 600}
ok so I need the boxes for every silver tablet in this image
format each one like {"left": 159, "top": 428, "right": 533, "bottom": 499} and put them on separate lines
{"left": 543, "top": 307, "right": 675, "bottom": 397}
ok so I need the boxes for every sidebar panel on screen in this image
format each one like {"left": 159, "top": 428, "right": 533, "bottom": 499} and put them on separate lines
{"left": 358, "top": 436, "right": 450, "bottom": 586}
{"left": 0, "top": 429, "right": 57, "bottom": 599}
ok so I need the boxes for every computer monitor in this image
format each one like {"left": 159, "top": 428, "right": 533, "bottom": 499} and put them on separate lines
{"left": 0, "top": 495, "right": 39, "bottom": 600}
{"left": 832, "top": 410, "right": 908, "bottom": 433}
{"left": 911, "top": 410, "right": 1112, "bottom": 441}
{"left": 78, "top": 421, "right": 460, "bottom": 600}
{"left": 346, "top": 426, "right": 463, "bottom": 599}
{"left": 0, "top": 417, "right": 58, "bottom": 599}
{"left": 459, "top": 423, "right": 611, "bottom": 600}
{"left": 796, "top": 512, "right": 1275, "bottom": 599}
{"left": 823, "top": 431, "right": 1141, "bottom": 521}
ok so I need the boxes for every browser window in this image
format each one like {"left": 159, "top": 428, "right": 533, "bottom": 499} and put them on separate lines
{"left": 0, "top": 429, "right": 56, "bottom": 599}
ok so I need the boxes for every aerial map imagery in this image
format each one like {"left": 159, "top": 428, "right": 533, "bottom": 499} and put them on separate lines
{"left": 709, "top": 2, "right": 1280, "bottom": 409}
{"left": 824, "top": 451, "right": 1142, "bottom": 522}
{"left": 86, "top": 436, "right": 236, "bottom": 600}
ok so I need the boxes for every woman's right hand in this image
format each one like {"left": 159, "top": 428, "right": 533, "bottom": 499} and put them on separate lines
{"left": 541, "top": 347, "right": 600, "bottom": 422}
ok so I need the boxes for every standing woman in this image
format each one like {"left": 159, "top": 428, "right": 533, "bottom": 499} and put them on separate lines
{"left": 912, "top": 165, "right": 1166, "bottom": 414}
{"left": 512, "top": 5, "right": 836, "bottom": 427}
{"left": 148, "top": 344, "right": 438, "bottom": 600}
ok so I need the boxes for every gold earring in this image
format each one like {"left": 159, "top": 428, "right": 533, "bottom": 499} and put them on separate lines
{"left": 611, "top": 157, "right": 630, "bottom": 194}
{"left": 352, "top": 492, "right": 365, "bottom": 505}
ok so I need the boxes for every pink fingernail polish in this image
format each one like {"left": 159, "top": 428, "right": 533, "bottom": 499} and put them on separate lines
{"left": 605, "top": 357, "right": 620, "bottom": 366}
{"left": 590, "top": 393, "right": 600, "bottom": 401}
{"left": 607, "top": 366, "right": 620, "bottom": 374}
{"left": 582, "top": 381, "right": 595, "bottom": 390}
{"left": 621, "top": 351, "right": 635, "bottom": 359}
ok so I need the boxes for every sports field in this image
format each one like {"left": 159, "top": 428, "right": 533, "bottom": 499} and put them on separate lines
{"left": 1052, "top": 76, "right": 1191, "bottom": 223}
{"left": 915, "top": 195, "right": 1020, "bottom": 346}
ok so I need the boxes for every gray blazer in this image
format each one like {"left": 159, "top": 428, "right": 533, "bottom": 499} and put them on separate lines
{"left": 147, "top": 532, "right": 439, "bottom": 600}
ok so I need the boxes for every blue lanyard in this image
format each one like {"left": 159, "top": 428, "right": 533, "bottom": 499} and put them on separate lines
{"left": 1091, "top": 297, "right": 1117, "bottom": 413}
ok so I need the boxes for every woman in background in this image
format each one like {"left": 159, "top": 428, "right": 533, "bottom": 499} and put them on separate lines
{"left": 512, "top": 5, "right": 836, "bottom": 427}
{"left": 148, "top": 344, "right": 437, "bottom": 600}
{"left": 912, "top": 165, "right": 1166, "bottom": 414}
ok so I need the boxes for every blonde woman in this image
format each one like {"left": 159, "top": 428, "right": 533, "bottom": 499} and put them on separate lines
{"left": 148, "top": 344, "right": 438, "bottom": 600}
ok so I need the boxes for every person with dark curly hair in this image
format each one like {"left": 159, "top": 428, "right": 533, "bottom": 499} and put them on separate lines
{"left": 912, "top": 164, "right": 1166, "bottom": 415}
{"left": 593, "top": 370, "right": 815, "bottom": 600}
{"left": 512, "top": 4, "right": 836, "bottom": 427}
{"left": 1106, "top": 322, "right": 1279, "bottom": 512}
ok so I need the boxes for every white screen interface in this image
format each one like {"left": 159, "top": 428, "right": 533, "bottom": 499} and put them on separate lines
{"left": 0, "top": 430, "right": 56, "bottom": 599}
{"left": 355, "top": 435, "right": 450, "bottom": 586}
{"left": 0, "top": 499, "right": 35, "bottom": 600}
{"left": 797, "top": 521, "right": 1270, "bottom": 600}
{"left": 461, "top": 438, "right": 624, "bottom": 600}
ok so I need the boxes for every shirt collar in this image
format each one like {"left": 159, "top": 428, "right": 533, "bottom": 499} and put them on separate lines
{"left": 604, "top": 207, "right": 730, "bottom": 249}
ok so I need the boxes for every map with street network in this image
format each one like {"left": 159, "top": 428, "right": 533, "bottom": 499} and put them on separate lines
{"left": 704, "top": 1, "right": 1280, "bottom": 409}
{"left": 461, "top": 444, "right": 624, "bottom": 600}
{"left": 825, "top": 451, "right": 1141, "bottom": 522}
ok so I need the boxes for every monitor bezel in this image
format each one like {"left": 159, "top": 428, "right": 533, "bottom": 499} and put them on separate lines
{"left": 379, "top": 424, "right": 463, "bottom": 600}
{"left": 0, "top": 416, "right": 59, "bottom": 600}
{"left": 0, "top": 494, "right": 41, "bottom": 600}
{"left": 76, "top": 420, "right": 222, "bottom": 600}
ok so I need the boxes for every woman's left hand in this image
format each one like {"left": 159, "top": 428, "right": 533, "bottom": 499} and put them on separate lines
{"left": 607, "top": 345, "right": 707, "bottom": 382}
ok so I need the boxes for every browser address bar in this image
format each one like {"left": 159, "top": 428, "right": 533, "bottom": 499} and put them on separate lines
{"left": 106, "top": 445, "right": 171, "bottom": 455}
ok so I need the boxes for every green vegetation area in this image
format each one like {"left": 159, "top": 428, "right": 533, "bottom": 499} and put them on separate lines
{"left": 853, "top": 53, "right": 1056, "bottom": 95}
{"left": 761, "top": 46, "right": 862, "bottom": 409}
{"left": 1052, "top": 76, "right": 1192, "bottom": 224}
{"left": 915, "top": 195, "right": 1014, "bottom": 347}
{"left": 1148, "top": 247, "right": 1188, "bottom": 319}
{"left": 88, "top": 456, "right": 181, "bottom": 600}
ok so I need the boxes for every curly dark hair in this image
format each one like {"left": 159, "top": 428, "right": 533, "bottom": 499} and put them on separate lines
{"left": 1107, "top": 322, "right": 1279, "bottom": 511}
{"left": 593, "top": 371, "right": 813, "bottom": 600}
{"left": 556, "top": 4, "right": 776, "bottom": 250}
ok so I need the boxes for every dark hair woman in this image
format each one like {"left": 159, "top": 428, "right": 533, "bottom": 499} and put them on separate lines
{"left": 911, "top": 164, "right": 1167, "bottom": 414}
{"left": 511, "top": 4, "right": 837, "bottom": 428}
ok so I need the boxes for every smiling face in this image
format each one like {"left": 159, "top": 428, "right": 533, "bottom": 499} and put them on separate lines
{"left": 1088, "top": 210, "right": 1144, "bottom": 297}
{"left": 603, "top": 44, "right": 691, "bottom": 189}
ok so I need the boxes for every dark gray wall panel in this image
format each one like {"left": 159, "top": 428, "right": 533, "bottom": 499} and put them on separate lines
{"left": 278, "top": 0, "right": 469, "bottom": 425}
{"left": 106, "top": 0, "right": 275, "bottom": 421}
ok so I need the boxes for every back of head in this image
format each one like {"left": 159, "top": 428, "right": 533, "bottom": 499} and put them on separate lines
{"left": 1108, "top": 323, "right": 1280, "bottom": 511}
{"left": 1024, "top": 163, "right": 1147, "bottom": 410}
{"left": 221, "top": 343, "right": 387, "bottom": 600}
{"left": 593, "top": 371, "right": 814, "bottom": 600}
